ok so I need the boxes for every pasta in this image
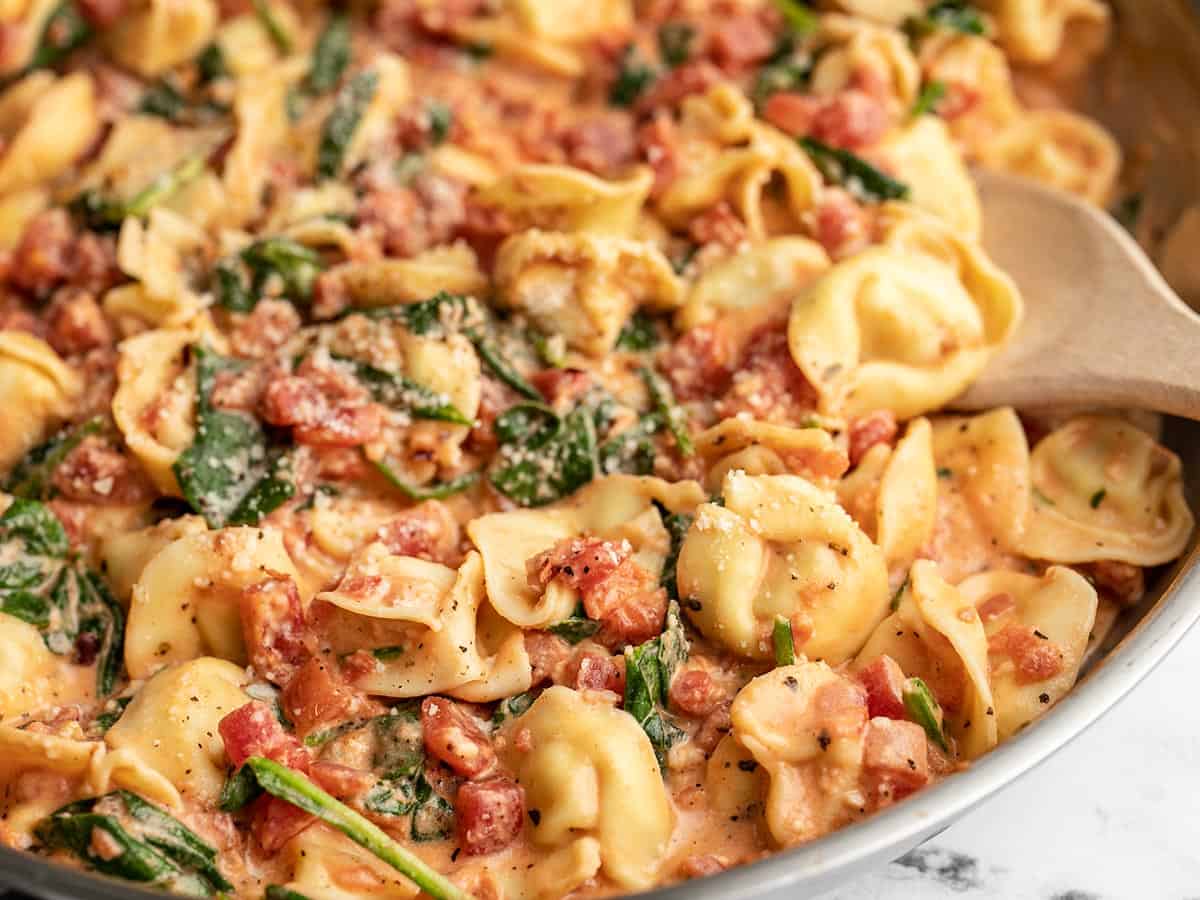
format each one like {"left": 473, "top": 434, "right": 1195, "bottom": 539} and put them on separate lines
{"left": 0, "top": 2, "right": 1189, "bottom": 898}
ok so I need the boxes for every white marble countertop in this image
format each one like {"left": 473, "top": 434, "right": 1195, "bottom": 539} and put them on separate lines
{"left": 816, "top": 623, "right": 1200, "bottom": 900}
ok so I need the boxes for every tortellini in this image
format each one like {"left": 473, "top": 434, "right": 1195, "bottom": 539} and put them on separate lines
{"left": 788, "top": 211, "right": 1022, "bottom": 420}
{"left": 479, "top": 165, "right": 653, "bottom": 237}
{"left": 510, "top": 0, "right": 632, "bottom": 43}
{"left": 468, "top": 475, "right": 704, "bottom": 628}
{"left": 283, "top": 825, "right": 420, "bottom": 900}
{"left": 503, "top": 686, "right": 673, "bottom": 891}
{"left": 855, "top": 560, "right": 998, "bottom": 759}
{"left": 108, "top": 209, "right": 213, "bottom": 328}
{"left": 0, "top": 71, "right": 100, "bottom": 195}
{"left": 958, "top": 566, "right": 1097, "bottom": 739}
{"left": 330, "top": 244, "right": 489, "bottom": 309}
{"left": 0, "top": 331, "right": 81, "bottom": 470}
{"left": 494, "top": 230, "right": 683, "bottom": 357}
{"left": 812, "top": 15, "right": 921, "bottom": 114}
{"left": 838, "top": 417, "right": 937, "bottom": 577}
{"left": 978, "top": 0, "right": 1109, "bottom": 64}
{"left": 917, "top": 32, "right": 1021, "bottom": 154}
{"left": 111, "top": 326, "right": 201, "bottom": 494}
{"left": 105, "top": 657, "right": 250, "bottom": 803}
{"left": 313, "top": 549, "right": 514, "bottom": 699}
{"left": 677, "top": 470, "right": 889, "bottom": 663}
{"left": 99, "top": 515, "right": 209, "bottom": 602}
{"left": 1021, "top": 416, "right": 1194, "bottom": 565}
{"left": 880, "top": 116, "right": 982, "bottom": 239}
{"left": 729, "top": 663, "right": 867, "bottom": 846}
{"left": 695, "top": 418, "right": 848, "bottom": 492}
{"left": 124, "top": 527, "right": 304, "bottom": 678}
{"left": 0, "top": 613, "right": 79, "bottom": 719}
{"left": 678, "top": 237, "right": 830, "bottom": 332}
{"left": 104, "top": 0, "right": 219, "bottom": 77}
{"left": 979, "top": 109, "right": 1121, "bottom": 205}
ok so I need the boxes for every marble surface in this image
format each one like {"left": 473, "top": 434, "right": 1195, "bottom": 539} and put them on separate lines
{"left": 817, "top": 623, "right": 1200, "bottom": 900}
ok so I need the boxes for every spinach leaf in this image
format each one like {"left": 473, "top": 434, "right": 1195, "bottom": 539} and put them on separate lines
{"left": 1112, "top": 193, "right": 1143, "bottom": 232}
{"left": 492, "top": 691, "right": 536, "bottom": 726}
{"left": 91, "top": 696, "right": 131, "bottom": 735}
{"left": 493, "top": 404, "right": 560, "bottom": 447}
{"left": 173, "top": 346, "right": 296, "bottom": 528}
{"left": 530, "top": 330, "right": 566, "bottom": 368}
{"left": 3, "top": 417, "right": 103, "bottom": 499}
{"left": 26, "top": 0, "right": 92, "bottom": 74}
{"left": 215, "top": 237, "right": 323, "bottom": 311}
{"left": 641, "top": 366, "right": 693, "bottom": 456}
{"left": 657, "top": 507, "right": 692, "bottom": 601}
{"left": 798, "top": 137, "right": 911, "bottom": 203}
{"left": 544, "top": 604, "right": 600, "bottom": 644}
{"left": 623, "top": 600, "right": 688, "bottom": 766}
{"left": 615, "top": 311, "right": 660, "bottom": 351}
{"left": 306, "top": 13, "right": 351, "bottom": 93}
{"left": 196, "top": 43, "right": 228, "bottom": 83}
{"left": 71, "top": 156, "right": 206, "bottom": 230}
{"left": 361, "top": 714, "right": 454, "bottom": 842}
{"left": 490, "top": 406, "right": 597, "bottom": 507}
{"left": 0, "top": 499, "right": 124, "bottom": 696}
{"left": 474, "top": 334, "right": 541, "bottom": 401}
{"left": 253, "top": 0, "right": 293, "bottom": 53}
{"left": 267, "top": 887, "right": 314, "bottom": 900}
{"left": 609, "top": 45, "right": 656, "bottom": 107}
{"left": 772, "top": 616, "right": 796, "bottom": 666}
{"left": 343, "top": 357, "right": 471, "bottom": 425}
{"left": 773, "top": 0, "right": 819, "bottom": 34}
{"left": 372, "top": 457, "right": 480, "bottom": 501}
{"left": 138, "top": 80, "right": 188, "bottom": 120}
{"left": 902, "top": 676, "right": 949, "bottom": 751}
{"left": 911, "top": 80, "right": 947, "bottom": 118}
{"left": 657, "top": 22, "right": 695, "bottom": 67}
{"left": 427, "top": 102, "right": 453, "bottom": 146}
{"left": 218, "top": 765, "right": 262, "bottom": 812}
{"left": 907, "top": 1, "right": 987, "bottom": 38}
{"left": 597, "top": 415, "right": 660, "bottom": 476}
{"left": 35, "top": 791, "right": 231, "bottom": 895}
{"left": 317, "top": 70, "right": 379, "bottom": 180}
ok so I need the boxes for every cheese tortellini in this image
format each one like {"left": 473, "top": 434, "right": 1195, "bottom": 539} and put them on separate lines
{"left": 1021, "top": 416, "right": 1194, "bottom": 565}
{"left": 0, "top": 332, "right": 81, "bottom": 470}
{"left": 479, "top": 164, "right": 653, "bottom": 237}
{"left": 0, "top": 71, "right": 100, "bottom": 195}
{"left": 677, "top": 470, "right": 889, "bottom": 663}
{"left": 787, "top": 225, "right": 1023, "bottom": 419}
{"left": 503, "top": 686, "right": 673, "bottom": 891}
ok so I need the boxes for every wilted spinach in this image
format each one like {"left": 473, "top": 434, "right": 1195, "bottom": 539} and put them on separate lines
{"left": 799, "top": 137, "right": 911, "bottom": 203}
{"left": 71, "top": 156, "right": 206, "bottom": 231}
{"left": 490, "top": 405, "right": 598, "bottom": 507}
{"left": 317, "top": 70, "right": 379, "bottom": 179}
{"left": 3, "top": 417, "right": 103, "bottom": 499}
{"left": 623, "top": 600, "right": 689, "bottom": 766}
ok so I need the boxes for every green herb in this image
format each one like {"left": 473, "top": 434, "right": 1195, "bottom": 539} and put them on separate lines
{"left": 1089, "top": 488, "right": 1107, "bottom": 509}
{"left": 474, "top": 335, "right": 541, "bottom": 401}
{"left": 906, "top": 1, "right": 987, "bottom": 38}
{"left": 0, "top": 499, "right": 123, "bottom": 697}
{"left": 911, "top": 80, "right": 947, "bottom": 118}
{"left": 253, "top": 0, "right": 293, "bottom": 53}
{"left": 545, "top": 604, "right": 600, "bottom": 644}
{"left": 670, "top": 242, "right": 700, "bottom": 275}
{"left": 494, "top": 403, "right": 560, "bottom": 445}
{"left": 773, "top": 0, "right": 819, "bottom": 34}
{"left": 641, "top": 367, "right": 693, "bottom": 456}
{"left": 218, "top": 765, "right": 262, "bottom": 812}
{"left": 365, "top": 770, "right": 453, "bottom": 842}
{"left": 71, "top": 156, "right": 206, "bottom": 230}
{"left": 609, "top": 45, "right": 656, "bottom": 107}
{"left": 173, "top": 346, "right": 296, "bottom": 528}
{"left": 138, "top": 80, "right": 188, "bottom": 121}
{"left": 26, "top": 0, "right": 92, "bottom": 75}
{"left": 240, "top": 757, "right": 468, "bottom": 899}
{"left": 616, "top": 311, "right": 660, "bottom": 352}
{"left": 490, "top": 405, "right": 597, "bottom": 507}
{"left": 306, "top": 12, "right": 351, "bottom": 93}
{"left": 623, "top": 600, "right": 688, "bottom": 766}
{"left": 799, "top": 137, "right": 910, "bottom": 203}
{"left": 772, "top": 616, "right": 795, "bottom": 666}
{"left": 196, "top": 44, "right": 228, "bottom": 82}
{"left": 266, "top": 887, "right": 313, "bottom": 900}
{"left": 372, "top": 646, "right": 405, "bottom": 661}
{"left": 1032, "top": 486, "right": 1056, "bottom": 507}
{"left": 372, "top": 456, "right": 480, "bottom": 501}
{"left": 215, "top": 237, "right": 323, "bottom": 311}
{"left": 427, "top": 102, "right": 454, "bottom": 146}
{"left": 342, "top": 357, "right": 471, "bottom": 425}
{"left": 598, "top": 415, "right": 660, "bottom": 476}
{"left": 657, "top": 508, "right": 692, "bottom": 601}
{"left": 657, "top": 22, "right": 696, "bottom": 67}
{"left": 35, "top": 791, "right": 231, "bottom": 895}
{"left": 317, "top": 70, "right": 379, "bottom": 180}
{"left": 890, "top": 575, "right": 910, "bottom": 613}
{"left": 463, "top": 42, "right": 493, "bottom": 61}
{"left": 902, "top": 676, "right": 949, "bottom": 751}
{"left": 752, "top": 57, "right": 811, "bottom": 104}
{"left": 492, "top": 691, "right": 536, "bottom": 725}
{"left": 92, "top": 697, "right": 131, "bottom": 734}
{"left": 936, "top": 466, "right": 953, "bottom": 479}
{"left": 4, "top": 417, "right": 103, "bottom": 499}
{"left": 530, "top": 330, "right": 566, "bottom": 368}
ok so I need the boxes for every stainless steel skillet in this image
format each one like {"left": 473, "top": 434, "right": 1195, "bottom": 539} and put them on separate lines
{"left": 3, "top": 2, "right": 1200, "bottom": 898}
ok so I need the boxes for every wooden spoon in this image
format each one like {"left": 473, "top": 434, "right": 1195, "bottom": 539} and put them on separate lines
{"left": 951, "top": 169, "right": 1200, "bottom": 419}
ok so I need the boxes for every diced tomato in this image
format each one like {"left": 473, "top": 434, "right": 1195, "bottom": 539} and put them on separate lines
{"left": 250, "top": 794, "right": 314, "bottom": 853}
{"left": 716, "top": 325, "right": 818, "bottom": 425}
{"left": 421, "top": 697, "right": 497, "bottom": 780}
{"left": 669, "top": 669, "right": 724, "bottom": 718}
{"left": 376, "top": 500, "right": 461, "bottom": 565}
{"left": 218, "top": 701, "right": 310, "bottom": 771}
{"left": 456, "top": 778, "right": 525, "bottom": 856}
{"left": 848, "top": 411, "right": 899, "bottom": 467}
{"left": 763, "top": 92, "right": 823, "bottom": 137}
{"left": 561, "top": 114, "right": 636, "bottom": 176}
{"left": 708, "top": 15, "right": 775, "bottom": 71}
{"left": 658, "top": 321, "right": 736, "bottom": 402}
{"left": 530, "top": 368, "right": 592, "bottom": 411}
{"left": 988, "top": 625, "right": 1065, "bottom": 684}
{"left": 855, "top": 655, "right": 908, "bottom": 720}
{"left": 688, "top": 202, "right": 748, "bottom": 251}
{"left": 813, "top": 187, "right": 871, "bottom": 259}
{"left": 1081, "top": 560, "right": 1144, "bottom": 606}
{"left": 634, "top": 60, "right": 722, "bottom": 115}
{"left": 862, "top": 716, "right": 930, "bottom": 807}
{"left": 280, "top": 659, "right": 380, "bottom": 740}
{"left": 524, "top": 632, "right": 573, "bottom": 686}
{"left": 567, "top": 653, "right": 625, "bottom": 694}
{"left": 976, "top": 592, "right": 1017, "bottom": 623}
{"left": 240, "top": 577, "right": 313, "bottom": 686}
